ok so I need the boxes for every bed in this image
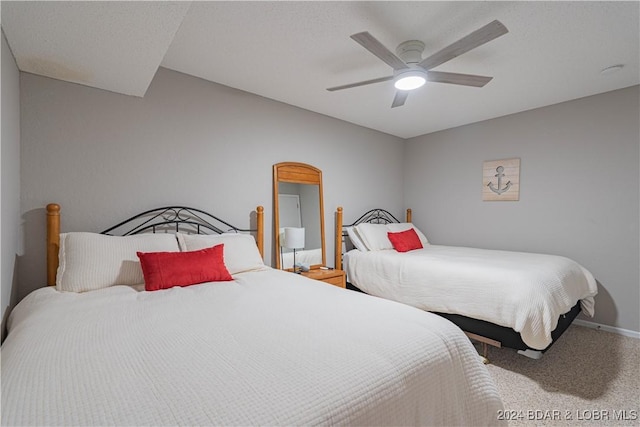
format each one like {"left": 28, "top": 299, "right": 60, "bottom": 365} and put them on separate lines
{"left": 280, "top": 247, "right": 323, "bottom": 269}
{"left": 1, "top": 203, "right": 504, "bottom": 426}
{"left": 335, "top": 207, "right": 598, "bottom": 360}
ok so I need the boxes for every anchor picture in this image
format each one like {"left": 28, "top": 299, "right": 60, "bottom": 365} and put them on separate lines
{"left": 488, "top": 166, "right": 512, "bottom": 195}
{"left": 483, "top": 158, "right": 520, "bottom": 201}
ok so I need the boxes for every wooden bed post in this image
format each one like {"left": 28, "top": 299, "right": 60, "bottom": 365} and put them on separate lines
{"left": 47, "top": 203, "right": 61, "bottom": 286}
{"left": 335, "top": 206, "right": 343, "bottom": 269}
{"left": 406, "top": 208, "right": 412, "bottom": 223}
{"left": 256, "top": 206, "right": 264, "bottom": 260}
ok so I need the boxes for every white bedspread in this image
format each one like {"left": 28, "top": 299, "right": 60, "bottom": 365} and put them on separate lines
{"left": 346, "top": 245, "right": 598, "bottom": 350}
{"left": 2, "top": 267, "right": 503, "bottom": 426}
{"left": 281, "top": 247, "right": 323, "bottom": 269}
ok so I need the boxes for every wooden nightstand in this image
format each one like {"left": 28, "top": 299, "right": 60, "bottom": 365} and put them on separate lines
{"left": 301, "top": 269, "right": 346, "bottom": 288}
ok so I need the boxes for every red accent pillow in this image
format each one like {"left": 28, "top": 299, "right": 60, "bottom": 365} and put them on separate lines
{"left": 387, "top": 228, "right": 423, "bottom": 252}
{"left": 137, "top": 244, "right": 233, "bottom": 291}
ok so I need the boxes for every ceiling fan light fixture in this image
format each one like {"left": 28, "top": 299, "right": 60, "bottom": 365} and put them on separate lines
{"left": 394, "top": 70, "right": 426, "bottom": 91}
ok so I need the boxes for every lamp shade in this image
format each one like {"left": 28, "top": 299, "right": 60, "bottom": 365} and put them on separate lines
{"left": 283, "top": 227, "right": 305, "bottom": 249}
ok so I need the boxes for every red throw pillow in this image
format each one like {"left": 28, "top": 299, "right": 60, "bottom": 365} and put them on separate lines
{"left": 387, "top": 228, "right": 423, "bottom": 253}
{"left": 137, "top": 244, "right": 233, "bottom": 291}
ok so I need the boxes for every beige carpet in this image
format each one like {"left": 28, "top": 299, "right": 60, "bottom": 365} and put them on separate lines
{"left": 480, "top": 324, "right": 639, "bottom": 426}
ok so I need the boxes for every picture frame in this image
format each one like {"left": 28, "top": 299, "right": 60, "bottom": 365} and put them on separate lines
{"left": 483, "top": 158, "right": 520, "bottom": 201}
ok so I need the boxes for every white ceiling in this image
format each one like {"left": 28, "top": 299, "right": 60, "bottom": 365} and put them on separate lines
{"left": 2, "top": 1, "right": 639, "bottom": 138}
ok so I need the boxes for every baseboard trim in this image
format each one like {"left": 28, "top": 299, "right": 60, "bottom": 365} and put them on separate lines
{"left": 573, "top": 319, "right": 640, "bottom": 339}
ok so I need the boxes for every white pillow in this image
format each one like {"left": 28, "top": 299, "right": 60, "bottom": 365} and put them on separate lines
{"left": 57, "top": 232, "right": 180, "bottom": 293}
{"left": 345, "top": 226, "right": 369, "bottom": 252}
{"left": 176, "top": 233, "right": 264, "bottom": 274}
{"left": 354, "top": 222, "right": 430, "bottom": 251}
{"left": 387, "top": 223, "right": 430, "bottom": 246}
{"left": 354, "top": 223, "right": 394, "bottom": 251}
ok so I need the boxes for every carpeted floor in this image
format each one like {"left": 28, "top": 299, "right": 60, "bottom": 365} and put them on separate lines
{"left": 480, "top": 324, "right": 639, "bottom": 426}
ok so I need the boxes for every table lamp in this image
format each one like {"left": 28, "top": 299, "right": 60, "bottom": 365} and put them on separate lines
{"left": 283, "top": 227, "right": 305, "bottom": 273}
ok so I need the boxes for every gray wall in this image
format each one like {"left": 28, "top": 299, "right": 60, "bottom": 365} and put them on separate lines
{"left": 19, "top": 67, "right": 404, "bottom": 301}
{"left": 1, "top": 31, "right": 22, "bottom": 330}
{"left": 15, "top": 64, "right": 640, "bottom": 334}
{"left": 404, "top": 86, "right": 640, "bottom": 332}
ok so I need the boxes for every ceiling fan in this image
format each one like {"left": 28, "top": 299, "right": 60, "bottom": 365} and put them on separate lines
{"left": 327, "top": 20, "right": 508, "bottom": 108}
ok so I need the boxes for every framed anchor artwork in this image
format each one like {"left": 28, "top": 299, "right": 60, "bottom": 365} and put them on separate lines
{"left": 483, "top": 158, "right": 520, "bottom": 201}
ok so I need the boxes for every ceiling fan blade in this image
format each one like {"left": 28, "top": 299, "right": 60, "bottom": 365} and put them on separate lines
{"left": 418, "top": 20, "right": 508, "bottom": 71}
{"left": 427, "top": 71, "right": 493, "bottom": 87}
{"left": 391, "top": 91, "right": 409, "bottom": 108}
{"left": 351, "top": 32, "right": 409, "bottom": 71}
{"left": 326, "top": 75, "right": 394, "bottom": 92}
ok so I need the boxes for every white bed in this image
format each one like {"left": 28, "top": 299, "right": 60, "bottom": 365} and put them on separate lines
{"left": 1, "top": 204, "right": 505, "bottom": 426}
{"left": 280, "top": 247, "right": 323, "bottom": 269}
{"left": 336, "top": 208, "right": 598, "bottom": 356}
{"left": 345, "top": 245, "right": 597, "bottom": 350}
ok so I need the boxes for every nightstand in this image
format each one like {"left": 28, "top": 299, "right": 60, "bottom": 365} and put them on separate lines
{"left": 301, "top": 269, "right": 346, "bottom": 288}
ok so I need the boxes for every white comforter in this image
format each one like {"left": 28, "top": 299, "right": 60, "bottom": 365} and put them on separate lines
{"left": 346, "top": 245, "right": 598, "bottom": 350}
{"left": 281, "top": 247, "right": 323, "bottom": 269}
{"left": 2, "top": 267, "right": 503, "bottom": 426}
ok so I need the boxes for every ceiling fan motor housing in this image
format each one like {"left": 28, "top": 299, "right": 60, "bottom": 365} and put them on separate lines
{"left": 396, "top": 40, "right": 426, "bottom": 64}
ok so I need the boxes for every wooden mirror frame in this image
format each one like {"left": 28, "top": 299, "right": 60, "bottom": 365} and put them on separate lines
{"left": 273, "top": 162, "right": 326, "bottom": 270}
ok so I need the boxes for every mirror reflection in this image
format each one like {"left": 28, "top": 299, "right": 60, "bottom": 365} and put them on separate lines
{"left": 273, "top": 162, "right": 326, "bottom": 270}
{"left": 278, "top": 183, "right": 322, "bottom": 269}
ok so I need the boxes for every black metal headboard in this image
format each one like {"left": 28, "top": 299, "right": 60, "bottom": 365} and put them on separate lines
{"left": 46, "top": 203, "right": 264, "bottom": 286}
{"left": 340, "top": 208, "right": 401, "bottom": 251}
{"left": 100, "top": 206, "right": 253, "bottom": 236}
{"left": 334, "top": 207, "right": 410, "bottom": 269}
{"left": 345, "top": 208, "right": 401, "bottom": 227}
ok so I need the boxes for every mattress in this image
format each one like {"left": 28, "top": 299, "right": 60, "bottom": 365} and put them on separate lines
{"left": 1, "top": 267, "right": 504, "bottom": 426}
{"left": 345, "top": 245, "right": 598, "bottom": 350}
